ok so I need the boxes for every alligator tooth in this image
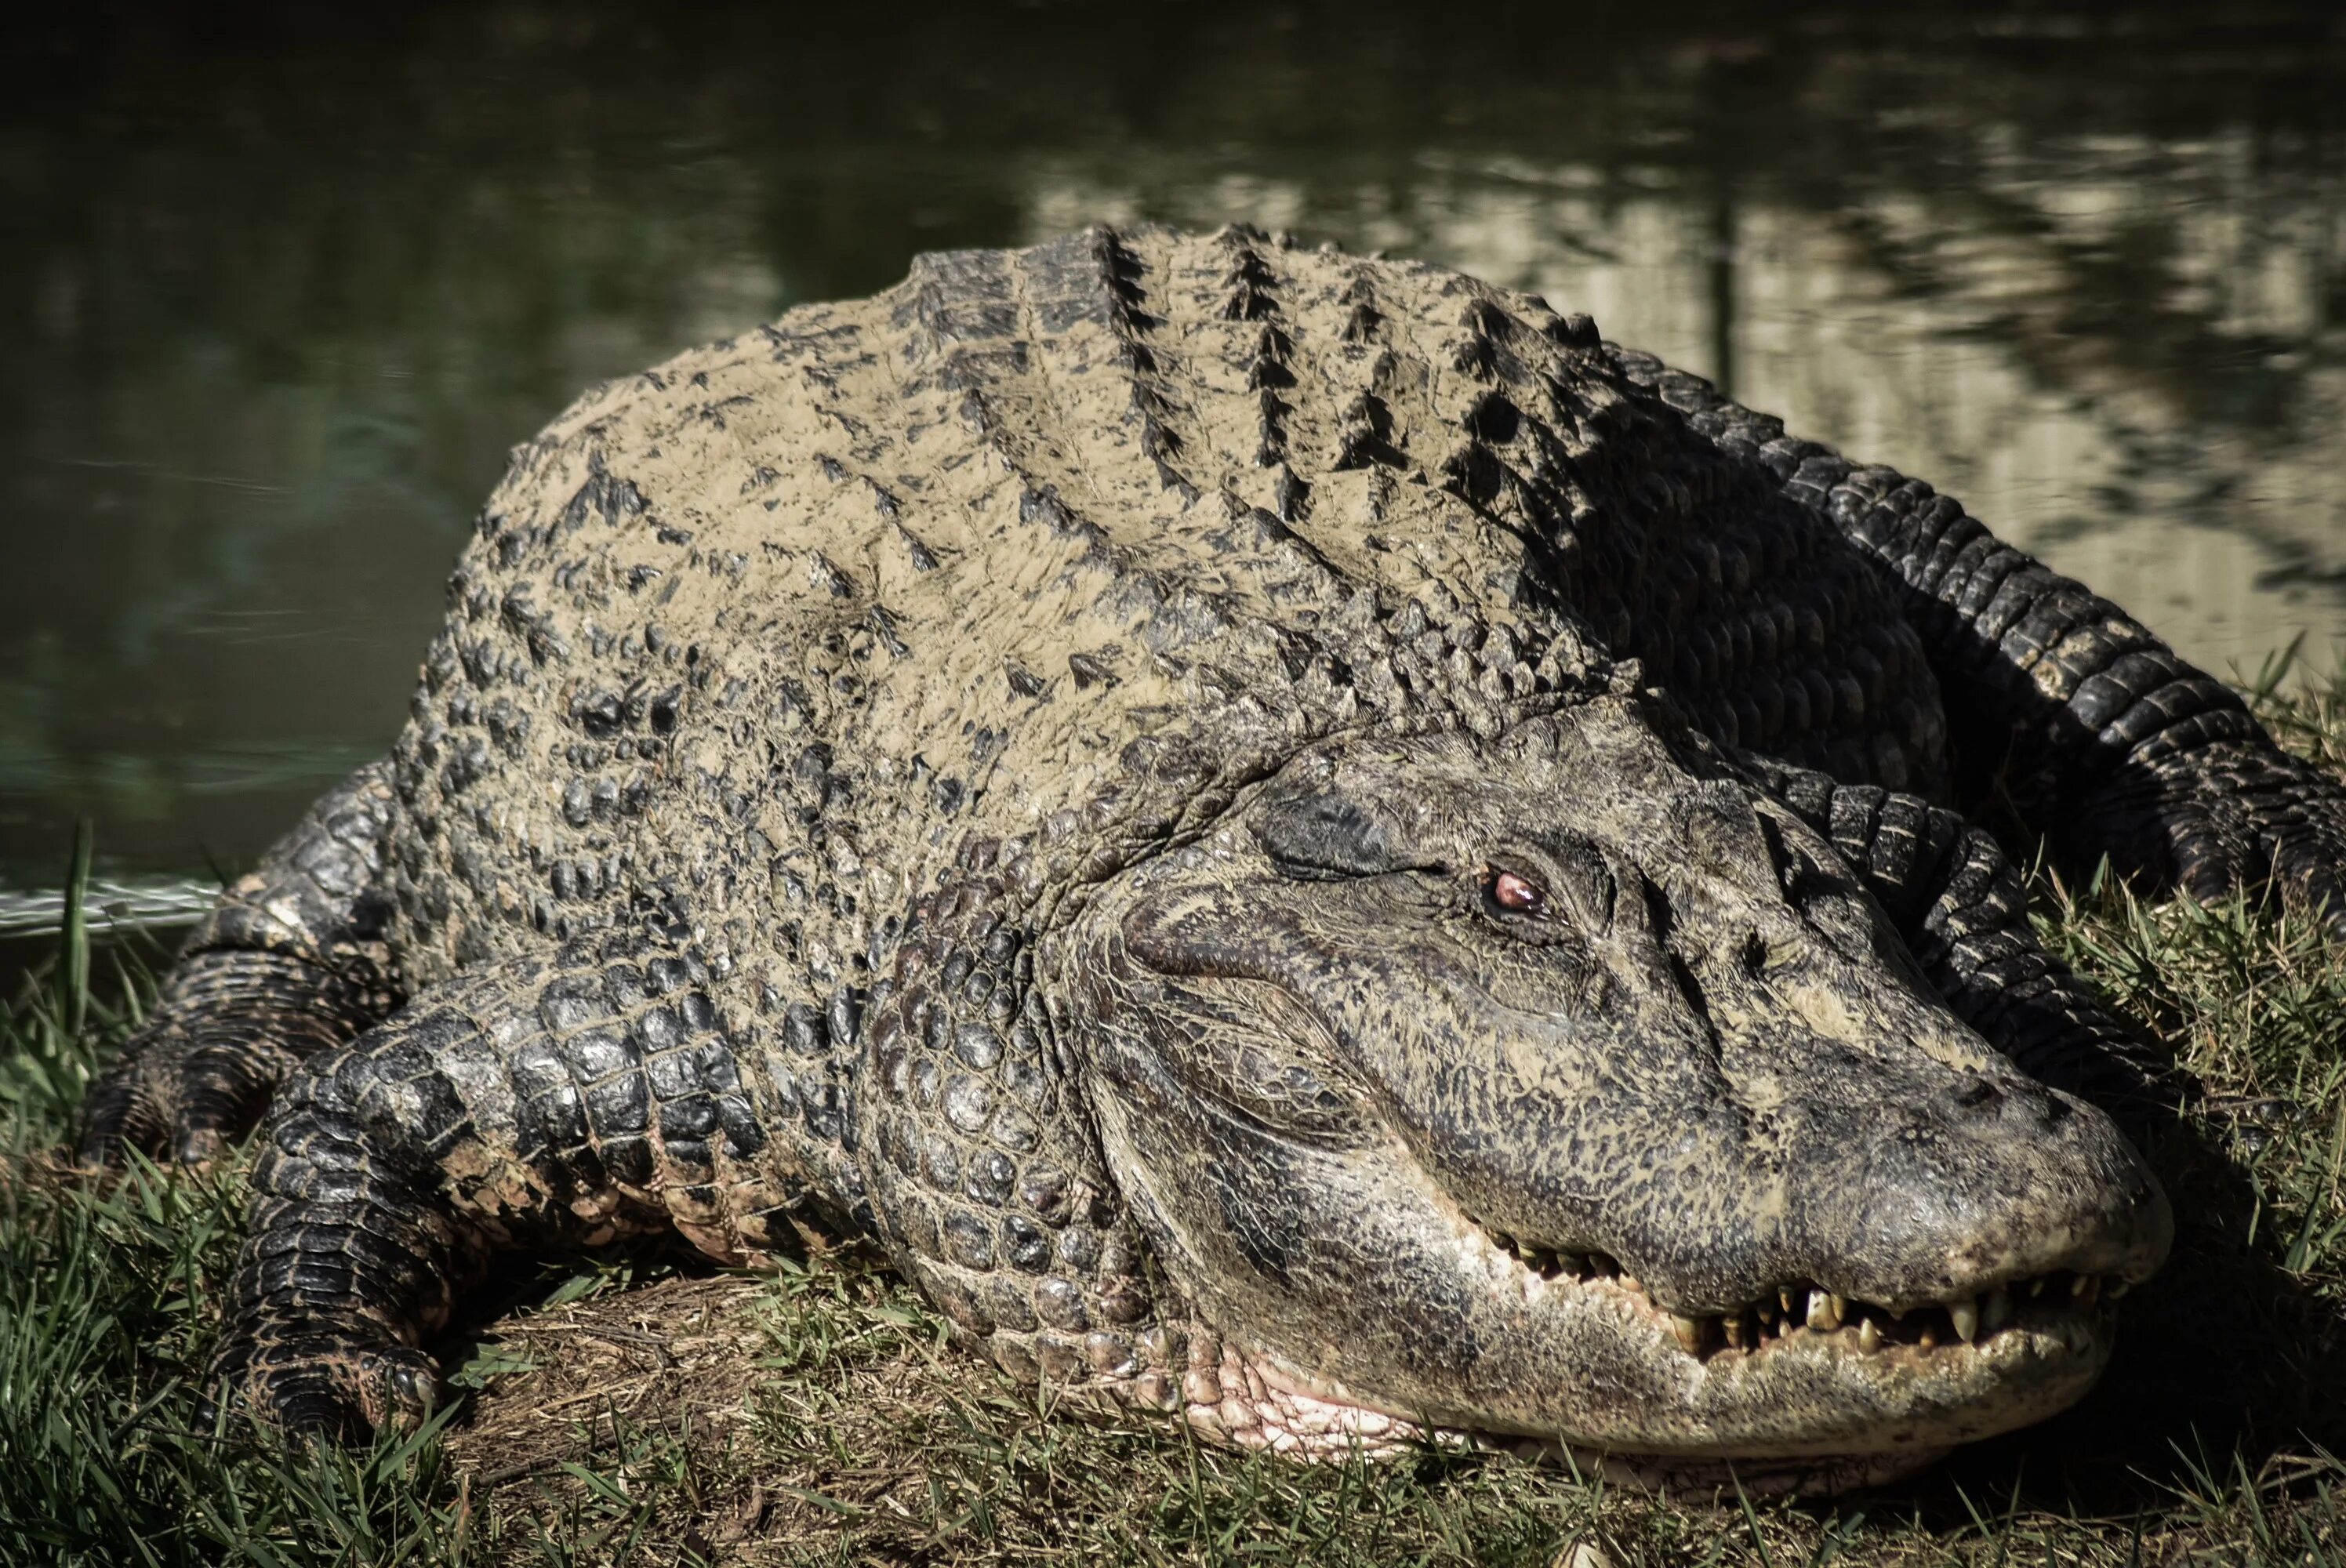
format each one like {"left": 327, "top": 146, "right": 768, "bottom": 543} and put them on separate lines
{"left": 2030, "top": 1276, "right": 2048, "bottom": 1298}
{"left": 1948, "top": 1297, "right": 1979, "bottom": 1343}
{"left": 1722, "top": 1315, "right": 1747, "bottom": 1349}
{"left": 1493, "top": 1231, "right": 1519, "bottom": 1258}
{"left": 1857, "top": 1316, "right": 1883, "bottom": 1352}
{"left": 1982, "top": 1285, "right": 2011, "bottom": 1334}
{"left": 2073, "top": 1273, "right": 2101, "bottom": 1305}
{"left": 1779, "top": 1286, "right": 1799, "bottom": 1317}
{"left": 1806, "top": 1290, "right": 1841, "bottom": 1332}
{"left": 1671, "top": 1314, "right": 1705, "bottom": 1353}
{"left": 2107, "top": 1277, "right": 2129, "bottom": 1299}
{"left": 1917, "top": 1324, "right": 1939, "bottom": 1349}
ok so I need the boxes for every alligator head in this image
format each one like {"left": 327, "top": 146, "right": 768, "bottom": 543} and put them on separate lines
{"left": 1059, "top": 692, "right": 2171, "bottom": 1491}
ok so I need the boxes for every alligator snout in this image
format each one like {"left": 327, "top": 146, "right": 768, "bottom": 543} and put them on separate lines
{"left": 1411, "top": 858, "right": 2174, "bottom": 1334}
{"left": 1830, "top": 1065, "right": 2171, "bottom": 1314}
{"left": 1451, "top": 1056, "right": 2170, "bottom": 1381}
{"left": 1395, "top": 978, "right": 2173, "bottom": 1345}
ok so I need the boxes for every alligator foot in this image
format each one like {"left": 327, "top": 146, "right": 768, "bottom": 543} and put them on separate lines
{"left": 79, "top": 761, "right": 401, "bottom": 1168}
{"left": 209, "top": 1014, "right": 496, "bottom": 1444}
{"left": 80, "top": 952, "right": 372, "bottom": 1167}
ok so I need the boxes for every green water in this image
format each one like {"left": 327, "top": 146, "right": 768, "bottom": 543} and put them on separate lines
{"left": 3, "top": 2, "right": 2343, "bottom": 927}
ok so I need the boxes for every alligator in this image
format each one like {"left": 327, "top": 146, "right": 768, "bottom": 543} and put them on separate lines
{"left": 79, "top": 224, "right": 2346, "bottom": 1494}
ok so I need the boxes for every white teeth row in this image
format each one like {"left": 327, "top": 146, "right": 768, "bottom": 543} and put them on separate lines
{"left": 1477, "top": 1220, "right": 2129, "bottom": 1359}
{"left": 1484, "top": 1227, "right": 1614, "bottom": 1283}
{"left": 1666, "top": 1271, "right": 2130, "bottom": 1358}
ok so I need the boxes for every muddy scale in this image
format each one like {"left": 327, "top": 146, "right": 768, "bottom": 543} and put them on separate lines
{"left": 81, "top": 225, "right": 2346, "bottom": 1495}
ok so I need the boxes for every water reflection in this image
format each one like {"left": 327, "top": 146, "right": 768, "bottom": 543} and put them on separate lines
{"left": 2, "top": 2, "right": 2341, "bottom": 904}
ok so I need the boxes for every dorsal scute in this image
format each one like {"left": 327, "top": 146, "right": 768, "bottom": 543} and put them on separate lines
{"left": 429, "top": 228, "right": 1626, "bottom": 980}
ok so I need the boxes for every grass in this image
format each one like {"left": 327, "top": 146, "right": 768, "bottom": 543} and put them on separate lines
{"left": 6, "top": 682, "right": 2346, "bottom": 1564}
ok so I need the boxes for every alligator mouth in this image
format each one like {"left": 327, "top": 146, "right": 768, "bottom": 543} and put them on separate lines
{"left": 1468, "top": 1213, "right": 2130, "bottom": 1361}
{"left": 1173, "top": 1201, "right": 2148, "bottom": 1493}
{"left": 1173, "top": 1204, "right": 2134, "bottom": 1493}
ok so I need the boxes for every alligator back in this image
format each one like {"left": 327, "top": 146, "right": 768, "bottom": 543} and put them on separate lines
{"left": 383, "top": 224, "right": 1939, "bottom": 1004}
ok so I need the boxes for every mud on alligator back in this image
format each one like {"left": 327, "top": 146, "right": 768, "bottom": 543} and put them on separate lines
{"left": 81, "top": 224, "right": 2346, "bottom": 1495}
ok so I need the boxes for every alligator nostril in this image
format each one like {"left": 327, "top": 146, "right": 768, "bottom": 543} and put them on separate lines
{"left": 1954, "top": 1079, "right": 2001, "bottom": 1111}
{"left": 2001, "top": 1079, "right": 2075, "bottom": 1127}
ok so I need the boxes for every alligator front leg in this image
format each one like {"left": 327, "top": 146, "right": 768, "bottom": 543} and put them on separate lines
{"left": 82, "top": 762, "right": 403, "bottom": 1165}
{"left": 1745, "top": 753, "right": 2175, "bottom": 1112}
{"left": 211, "top": 935, "right": 797, "bottom": 1437}
{"left": 1618, "top": 353, "right": 2346, "bottom": 933}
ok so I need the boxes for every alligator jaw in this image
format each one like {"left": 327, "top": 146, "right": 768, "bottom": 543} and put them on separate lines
{"left": 1131, "top": 1177, "right": 2141, "bottom": 1495}
{"left": 1176, "top": 1300, "right": 2111, "bottom": 1499}
{"left": 1173, "top": 1334, "right": 1970, "bottom": 1497}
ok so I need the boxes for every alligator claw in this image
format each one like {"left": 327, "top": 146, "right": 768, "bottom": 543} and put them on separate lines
{"left": 79, "top": 1022, "right": 284, "bottom": 1171}
{"left": 75, "top": 942, "right": 378, "bottom": 1171}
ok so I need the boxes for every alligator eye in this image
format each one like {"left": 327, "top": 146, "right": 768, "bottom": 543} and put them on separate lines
{"left": 1484, "top": 866, "right": 1547, "bottom": 915}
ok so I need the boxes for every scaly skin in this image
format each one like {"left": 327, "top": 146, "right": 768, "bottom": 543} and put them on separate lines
{"left": 81, "top": 224, "right": 2341, "bottom": 1491}
{"left": 1622, "top": 354, "right": 2346, "bottom": 932}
